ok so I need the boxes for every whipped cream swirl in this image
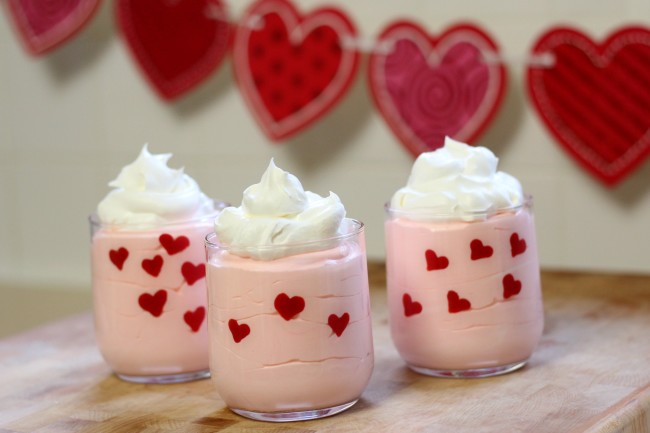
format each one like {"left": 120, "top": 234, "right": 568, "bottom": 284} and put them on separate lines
{"left": 97, "top": 144, "right": 216, "bottom": 226}
{"left": 390, "top": 137, "right": 524, "bottom": 220}
{"left": 214, "top": 159, "right": 346, "bottom": 260}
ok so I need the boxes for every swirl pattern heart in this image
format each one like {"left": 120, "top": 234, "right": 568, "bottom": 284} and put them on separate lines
{"left": 368, "top": 21, "right": 507, "bottom": 156}
{"left": 233, "top": 0, "right": 360, "bottom": 140}
{"left": 527, "top": 26, "right": 650, "bottom": 186}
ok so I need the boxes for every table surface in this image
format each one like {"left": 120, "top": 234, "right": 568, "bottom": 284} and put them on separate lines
{"left": 1, "top": 266, "right": 649, "bottom": 433}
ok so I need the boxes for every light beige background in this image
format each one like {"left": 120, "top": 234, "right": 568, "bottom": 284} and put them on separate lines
{"left": 1, "top": 0, "right": 650, "bottom": 319}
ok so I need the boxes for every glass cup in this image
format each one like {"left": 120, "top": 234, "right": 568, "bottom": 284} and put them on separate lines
{"left": 384, "top": 196, "right": 543, "bottom": 378}
{"left": 205, "top": 219, "right": 374, "bottom": 422}
{"left": 89, "top": 206, "right": 225, "bottom": 384}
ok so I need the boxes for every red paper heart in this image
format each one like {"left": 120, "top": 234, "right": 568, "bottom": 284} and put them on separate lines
{"left": 228, "top": 318, "right": 250, "bottom": 343}
{"left": 5, "top": 0, "right": 101, "bottom": 55}
{"left": 116, "top": 0, "right": 232, "bottom": 100}
{"left": 159, "top": 233, "right": 190, "bottom": 255}
{"left": 470, "top": 239, "right": 493, "bottom": 260}
{"left": 142, "top": 255, "right": 163, "bottom": 277}
{"left": 138, "top": 289, "right": 167, "bottom": 317}
{"left": 233, "top": 0, "right": 360, "bottom": 140}
{"left": 510, "top": 233, "right": 527, "bottom": 257}
{"left": 184, "top": 306, "right": 206, "bottom": 332}
{"left": 274, "top": 292, "right": 305, "bottom": 320}
{"left": 181, "top": 262, "right": 206, "bottom": 286}
{"left": 109, "top": 247, "right": 129, "bottom": 271}
{"left": 328, "top": 312, "right": 350, "bottom": 337}
{"left": 425, "top": 249, "right": 449, "bottom": 271}
{"left": 447, "top": 290, "right": 471, "bottom": 313}
{"left": 527, "top": 26, "right": 650, "bottom": 186}
{"left": 502, "top": 274, "right": 522, "bottom": 299}
{"left": 402, "top": 293, "right": 422, "bottom": 317}
{"left": 368, "top": 21, "right": 507, "bottom": 156}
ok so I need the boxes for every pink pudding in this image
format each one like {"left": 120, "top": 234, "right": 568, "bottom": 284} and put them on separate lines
{"left": 91, "top": 217, "right": 217, "bottom": 382}
{"left": 385, "top": 203, "right": 543, "bottom": 375}
{"left": 90, "top": 144, "right": 222, "bottom": 383}
{"left": 205, "top": 160, "right": 373, "bottom": 421}
{"left": 205, "top": 224, "right": 373, "bottom": 417}
{"left": 385, "top": 136, "right": 544, "bottom": 377}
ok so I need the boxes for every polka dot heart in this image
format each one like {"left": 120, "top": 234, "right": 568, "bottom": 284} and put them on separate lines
{"left": 233, "top": 0, "right": 360, "bottom": 140}
{"left": 368, "top": 21, "right": 507, "bottom": 156}
{"left": 5, "top": 0, "right": 101, "bottom": 55}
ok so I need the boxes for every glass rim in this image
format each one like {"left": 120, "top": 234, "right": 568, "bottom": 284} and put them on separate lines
{"left": 89, "top": 200, "right": 228, "bottom": 230}
{"left": 385, "top": 194, "right": 533, "bottom": 219}
{"left": 205, "top": 218, "right": 364, "bottom": 251}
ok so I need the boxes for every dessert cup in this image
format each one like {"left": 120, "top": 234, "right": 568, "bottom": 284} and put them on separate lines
{"left": 205, "top": 219, "right": 374, "bottom": 421}
{"left": 90, "top": 209, "right": 223, "bottom": 383}
{"left": 385, "top": 196, "right": 543, "bottom": 378}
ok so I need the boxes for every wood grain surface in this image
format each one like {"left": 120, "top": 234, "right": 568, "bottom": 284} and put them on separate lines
{"left": 1, "top": 266, "right": 649, "bottom": 433}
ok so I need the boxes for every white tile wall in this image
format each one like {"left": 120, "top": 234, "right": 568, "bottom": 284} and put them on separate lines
{"left": 1, "top": 0, "right": 650, "bottom": 292}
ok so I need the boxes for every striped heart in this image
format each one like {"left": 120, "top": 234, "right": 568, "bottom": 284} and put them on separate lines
{"left": 528, "top": 26, "right": 650, "bottom": 186}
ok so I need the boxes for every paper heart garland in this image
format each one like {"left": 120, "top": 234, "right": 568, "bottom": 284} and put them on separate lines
{"left": 5, "top": 0, "right": 102, "bottom": 55}
{"left": 527, "top": 26, "right": 650, "bottom": 186}
{"left": 233, "top": 0, "right": 360, "bottom": 140}
{"left": 368, "top": 21, "right": 507, "bottom": 156}
{"left": 115, "top": 0, "right": 231, "bottom": 100}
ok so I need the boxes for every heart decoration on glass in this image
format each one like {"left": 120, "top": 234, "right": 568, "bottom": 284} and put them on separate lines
{"left": 5, "top": 0, "right": 102, "bottom": 55}
{"left": 115, "top": 0, "right": 232, "bottom": 100}
{"left": 527, "top": 26, "right": 650, "bottom": 186}
{"left": 232, "top": 0, "right": 360, "bottom": 140}
{"left": 368, "top": 21, "right": 507, "bottom": 156}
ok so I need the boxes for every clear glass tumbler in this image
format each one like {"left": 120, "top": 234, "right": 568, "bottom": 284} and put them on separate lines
{"left": 89, "top": 209, "right": 223, "bottom": 384}
{"left": 205, "top": 219, "right": 374, "bottom": 422}
{"left": 385, "top": 196, "right": 543, "bottom": 378}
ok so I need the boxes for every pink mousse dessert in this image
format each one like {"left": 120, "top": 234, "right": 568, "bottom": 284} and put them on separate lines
{"left": 205, "top": 160, "right": 373, "bottom": 422}
{"left": 90, "top": 145, "right": 224, "bottom": 383}
{"left": 385, "top": 137, "right": 543, "bottom": 378}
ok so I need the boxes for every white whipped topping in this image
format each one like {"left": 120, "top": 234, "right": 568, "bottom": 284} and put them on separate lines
{"left": 390, "top": 137, "right": 524, "bottom": 220}
{"left": 214, "top": 159, "right": 346, "bottom": 260}
{"left": 97, "top": 144, "right": 216, "bottom": 226}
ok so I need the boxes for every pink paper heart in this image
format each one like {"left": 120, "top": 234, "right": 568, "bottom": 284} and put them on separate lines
{"left": 5, "top": 0, "right": 102, "bottom": 55}
{"left": 368, "top": 21, "right": 507, "bottom": 156}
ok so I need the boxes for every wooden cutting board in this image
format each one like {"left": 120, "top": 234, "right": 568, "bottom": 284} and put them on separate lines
{"left": 0, "top": 266, "right": 649, "bottom": 433}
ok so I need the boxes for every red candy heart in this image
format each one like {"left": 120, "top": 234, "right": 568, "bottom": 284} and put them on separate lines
{"left": 528, "top": 26, "right": 650, "bottom": 186}
{"left": 368, "top": 21, "right": 507, "bottom": 155}
{"left": 116, "top": 0, "right": 232, "bottom": 100}
{"left": 425, "top": 249, "right": 449, "bottom": 271}
{"left": 6, "top": 0, "right": 101, "bottom": 55}
{"left": 109, "top": 247, "right": 129, "bottom": 271}
{"left": 138, "top": 289, "right": 167, "bottom": 317}
{"left": 181, "top": 262, "right": 206, "bottom": 286}
{"left": 510, "top": 233, "right": 527, "bottom": 257}
{"left": 228, "top": 318, "right": 250, "bottom": 343}
{"left": 502, "top": 274, "right": 522, "bottom": 299}
{"left": 142, "top": 255, "right": 163, "bottom": 277}
{"left": 447, "top": 290, "right": 471, "bottom": 313}
{"left": 159, "top": 234, "right": 190, "bottom": 255}
{"left": 470, "top": 239, "right": 493, "bottom": 260}
{"left": 184, "top": 306, "right": 206, "bottom": 332}
{"left": 274, "top": 293, "right": 305, "bottom": 321}
{"left": 328, "top": 312, "right": 350, "bottom": 337}
{"left": 233, "top": 0, "right": 360, "bottom": 140}
{"left": 402, "top": 293, "right": 422, "bottom": 317}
